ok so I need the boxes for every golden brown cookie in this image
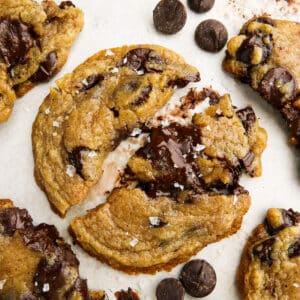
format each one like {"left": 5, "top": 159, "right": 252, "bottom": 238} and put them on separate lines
{"left": 69, "top": 89, "right": 267, "bottom": 274}
{"left": 238, "top": 208, "right": 300, "bottom": 300}
{"left": 0, "top": 199, "right": 106, "bottom": 300}
{"left": 32, "top": 45, "right": 200, "bottom": 217}
{"left": 223, "top": 16, "right": 300, "bottom": 146}
{"left": 0, "top": 0, "right": 83, "bottom": 122}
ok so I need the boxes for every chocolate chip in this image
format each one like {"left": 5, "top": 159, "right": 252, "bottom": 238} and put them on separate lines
{"left": 253, "top": 238, "right": 275, "bottom": 266}
{"left": 236, "top": 34, "right": 272, "bottom": 65}
{"left": 288, "top": 239, "right": 300, "bottom": 258}
{"left": 236, "top": 107, "right": 256, "bottom": 133}
{"left": 81, "top": 74, "right": 104, "bottom": 91}
{"left": 122, "top": 48, "right": 164, "bottom": 73}
{"left": 179, "top": 259, "right": 216, "bottom": 298}
{"left": 59, "top": 1, "right": 75, "bottom": 9}
{"left": 266, "top": 209, "right": 300, "bottom": 235}
{"left": 131, "top": 85, "right": 152, "bottom": 107}
{"left": 0, "top": 17, "right": 35, "bottom": 67}
{"left": 115, "top": 288, "right": 140, "bottom": 300}
{"left": 241, "top": 151, "right": 255, "bottom": 173}
{"left": 156, "top": 278, "right": 185, "bottom": 300}
{"left": 259, "top": 67, "right": 297, "bottom": 108}
{"left": 0, "top": 207, "right": 33, "bottom": 236}
{"left": 153, "top": 0, "right": 187, "bottom": 34}
{"left": 187, "top": 0, "right": 215, "bottom": 13}
{"left": 31, "top": 51, "right": 57, "bottom": 82}
{"left": 195, "top": 19, "right": 228, "bottom": 52}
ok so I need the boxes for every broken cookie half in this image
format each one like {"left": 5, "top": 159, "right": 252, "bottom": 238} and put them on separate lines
{"left": 0, "top": 199, "right": 106, "bottom": 300}
{"left": 238, "top": 208, "right": 300, "bottom": 299}
{"left": 69, "top": 88, "right": 267, "bottom": 274}
{"left": 0, "top": 0, "right": 83, "bottom": 122}
{"left": 32, "top": 44, "right": 200, "bottom": 217}
{"left": 223, "top": 16, "right": 300, "bottom": 146}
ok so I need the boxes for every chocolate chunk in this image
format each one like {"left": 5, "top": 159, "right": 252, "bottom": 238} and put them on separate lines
{"left": 255, "top": 17, "right": 275, "bottom": 27}
{"left": 241, "top": 151, "right": 255, "bottom": 173}
{"left": 135, "top": 124, "right": 203, "bottom": 198}
{"left": 153, "top": 0, "right": 187, "bottom": 34}
{"left": 179, "top": 259, "right": 216, "bottom": 298}
{"left": 21, "top": 223, "right": 59, "bottom": 253}
{"left": 81, "top": 74, "right": 104, "bottom": 91}
{"left": 131, "top": 85, "right": 152, "bottom": 107}
{"left": 122, "top": 48, "right": 164, "bottom": 73}
{"left": 67, "top": 147, "right": 91, "bottom": 177}
{"left": 236, "top": 34, "right": 273, "bottom": 65}
{"left": 253, "top": 237, "right": 275, "bottom": 266}
{"left": 259, "top": 67, "right": 297, "bottom": 108}
{"left": 115, "top": 288, "right": 140, "bottom": 300}
{"left": 0, "top": 17, "right": 35, "bottom": 66}
{"left": 187, "top": 0, "right": 215, "bottom": 13}
{"left": 31, "top": 51, "right": 57, "bottom": 82}
{"left": 59, "top": 1, "right": 75, "bottom": 9}
{"left": 266, "top": 209, "right": 300, "bottom": 235}
{"left": 156, "top": 278, "right": 185, "bottom": 300}
{"left": 288, "top": 239, "right": 300, "bottom": 258}
{"left": 33, "top": 242, "right": 79, "bottom": 297}
{"left": 195, "top": 19, "right": 228, "bottom": 52}
{"left": 0, "top": 207, "right": 33, "bottom": 236}
{"left": 168, "top": 72, "right": 201, "bottom": 88}
{"left": 236, "top": 107, "right": 256, "bottom": 133}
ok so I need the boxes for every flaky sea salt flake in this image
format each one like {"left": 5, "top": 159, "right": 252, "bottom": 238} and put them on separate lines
{"left": 66, "top": 165, "right": 76, "bottom": 177}
{"left": 149, "top": 216, "right": 161, "bottom": 227}
{"left": 105, "top": 49, "right": 114, "bottom": 56}
{"left": 52, "top": 121, "right": 60, "bottom": 128}
{"left": 44, "top": 108, "right": 51, "bottom": 115}
{"left": 130, "top": 238, "right": 139, "bottom": 247}
{"left": 42, "top": 283, "right": 50, "bottom": 292}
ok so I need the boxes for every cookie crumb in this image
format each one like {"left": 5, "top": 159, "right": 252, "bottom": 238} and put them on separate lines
{"left": 293, "top": 283, "right": 300, "bottom": 288}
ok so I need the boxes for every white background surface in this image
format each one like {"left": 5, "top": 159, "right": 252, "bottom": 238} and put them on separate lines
{"left": 0, "top": 0, "right": 299, "bottom": 299}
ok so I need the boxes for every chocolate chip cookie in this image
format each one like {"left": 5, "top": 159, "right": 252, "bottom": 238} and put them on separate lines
{"left": 32, "top": 45, "right": 200, "bottom": 217}
{"left": 0, "top": 199, "right": 105, "bottom": 300}
{"left": 0, "top": 0, "right": 83, "bottom": 122}
{"left": 223, "top": 16, "right": 300, "bottom": 146}
{"left": 238, "top": 208, "right": 300, "bottom": 299}
{"left": 69, "top": 88, "right": 267, "bottom": 274}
